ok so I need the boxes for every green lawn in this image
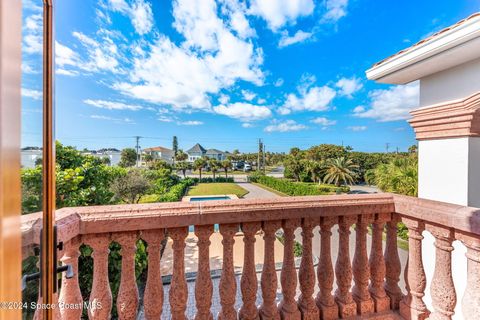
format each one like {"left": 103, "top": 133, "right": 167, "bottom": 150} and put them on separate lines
{"left": 187, "top": 183, "right": 249, "bottom": 198}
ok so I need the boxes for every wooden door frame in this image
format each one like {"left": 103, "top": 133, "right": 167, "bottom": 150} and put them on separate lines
{"left": 0, "top": 0, "right": 22, "bottom": 319}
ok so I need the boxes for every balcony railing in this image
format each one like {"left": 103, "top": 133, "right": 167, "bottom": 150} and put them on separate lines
{"left": 21, "top": 193, "right": 480, "bottom": 319}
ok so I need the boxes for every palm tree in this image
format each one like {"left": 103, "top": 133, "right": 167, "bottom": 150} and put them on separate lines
{"left": 221, "top": 159, "right": 231, "bottom": 178}
{"left": 323, "top": 157, "right": 358, "bottom": 187}
{"left": 175, "top": 161, "right": 190, "bottom": 178}
{"left": 208, "top": 159, "right": 220, "bottom": 181}
{"left": 176, "top": 150, "right": 188, "bottom": 162}
{"left": 193, "top": 158, "right": 207, "bottom": 180}
{"left": 373, "top": 157, "right": 418, "bottom": 196}
{"left": 304, "top": 160, "right": 324, "bottom": 184}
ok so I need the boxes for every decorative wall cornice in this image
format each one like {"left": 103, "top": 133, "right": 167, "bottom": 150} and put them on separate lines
{"left": 409, "top": 91, "right": 480, "bottom": 140}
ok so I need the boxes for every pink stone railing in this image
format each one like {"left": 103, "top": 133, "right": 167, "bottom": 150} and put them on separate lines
{"left": 21, "top": 193, "right": 480, "bottom": 319}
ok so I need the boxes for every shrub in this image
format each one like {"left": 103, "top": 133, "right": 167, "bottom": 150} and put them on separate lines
{"left": 191, "top": 177, "right": 234, "bottom": 183}
{"left": 249, "top": 175, "right": 349, "bottom": 196}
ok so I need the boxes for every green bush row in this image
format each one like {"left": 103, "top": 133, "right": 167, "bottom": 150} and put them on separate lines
{"left": 190, "top": 177, "right": 234, "bottom": 183}
{"left": 249, "top": 174, "right": 349, "bottom": 196}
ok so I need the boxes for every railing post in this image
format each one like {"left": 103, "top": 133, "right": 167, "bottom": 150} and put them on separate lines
{"left": 195, "top": 225, "right": 214, "bottom": 320}
{"left": 58, "top": 237, "right": 82, "bottom": 320}
{"left": 169, "top": 227, "right": 189, "bottom": 320}
{"left": 458, "top": 234, "right": 480, "bottom": 318}
{"left": 369, "top": 213, "right": 391, "bottom": 313}
{"left": 83, "top": 234, "right": 113, "bottom": 320}
{"left": 279, "top": 219, "right": 301, "bottom": 320}
{"left": 428, "top": 225, "right": 456, "bottom": 320}
{"left": 353, "top": 214, "right": 375, "bottom": 315}
{"left": 114, "top": 232, "right": 139, "bottom": 320}
{"left": 141, "top": 229, "right": 165, "bottom": 320}
{"left": 260, "top": 220, "right": 282, "bottom": 320}
{"left": 219, "top": 223, "right": 238, "bottom": 320}
{"left": 298, "top": 218, "right": 319, "bottom": 319}
{"left": 400, "top": 218, "right": 430, "bottom": 320}
{"left": 335, "top": 215, "right": 357, "bottom": 318}
{"left": 239, "top": 222, "right": 261, "bottom": 320}
{"left": 384, "top": 214, "right": 403, "bottom": 309}
{"left": 316, "top": 216, "right": 338, "bottom": 320}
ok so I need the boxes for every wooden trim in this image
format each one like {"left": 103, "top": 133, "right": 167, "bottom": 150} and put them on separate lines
{"left": 409, "top": 91, "right": 480, "bottom": 140}
{"left": 41, "top": 1, "right": 56, "bottom": 319}
{"left": 0, "top": 0, "right": 22, "bottom": 319}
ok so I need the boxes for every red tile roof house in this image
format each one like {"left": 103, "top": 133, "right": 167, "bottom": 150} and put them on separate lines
{"left": 143, "top": 146, "right": 175, "bottom": 164}
{"left": 20, "top": 13, "right": 480, "bottom": 320}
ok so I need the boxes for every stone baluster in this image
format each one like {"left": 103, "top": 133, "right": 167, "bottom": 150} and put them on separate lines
{"left": 114, "top": 232, "right": 139, "bottom": 320}
{"left": 384, "top": 215, "right": 403, "bottom": 309}
{"left": 169, "top": 227, "right": 189, "bottom": 320}
{"left": 219, "top": 223, "right": 238, "bottom": 320}
{"left": 58, "top": 237, "right": 83, "bottom": 320}
{"left": 259, "top": 220, "right": 281, "bottom": 320}
{"left": 429, "top": 225, "right": 456, "bottom": 320}
{"left": 334, "top": 216, "right": 357, "bottom": 318}
{"left": 239, "top": 222, "right": 261, "bottom": 320}
{"left": 278, "top": 219, "right": 301, "bottom": 320}
{"left": 142, "top": 229, "right": 165, "bottom": 320}
{"left": 298, "top": 218, "right": 319, "bottom": 319}
{"left": 195, "top": 225, "right": 214, "bottom": 320}
{"left": 400, "top": 218, "right": 430, "bottom": 320}
{"left": 84, "top": 234, "right": 113, "bottom": 320}
{"left": 459, "top": 234, "right": 480, "bottom": 318}
{"left": 369, "top": 213, "right": 391, "bottom": 313}
{"left": 316, "top": 217, "right": 338, "bottom": 320}
{"left": 352, "top": 214, "right": 374, "bottom": 315}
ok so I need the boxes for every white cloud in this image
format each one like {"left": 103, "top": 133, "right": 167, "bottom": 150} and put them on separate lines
{"left": 322, "top": 0, "right": 349, "bottom": 23}
{"left": 274, "top": 78, "right": 284, "bottom": 87}
{"left": 279, "top": 30, "right": 313, "bottom": 47}
{"left": 177, "top": 120, "right": 204, "bottom": 126}
{"left": 249, "top": 0, "right": 315, "bottom": 31}
{"left": 354, "top": 82, "right": 419, "bottom": 122}
{"left": 353, "top": 105, "right": 365, "bottom": 113}
{"left": 90, "top": 114, "right": 135, "bottom": 124}
{"left": 56, "top": 69, "right": 79, "bottom": 76}
{"left": 114, "top": 0, "right": 264, "bottom": 111}
{"left": 242, "top": 123, "right": 254, "bottom": 128}
{"left": 218, "top": 94, "right": 230, "bottom": 104}
{"left": 84, "top": 99, "right": 143, "bottom": 111}
{"left": 158, "top": 115, "right": 175, "bottom": 123}
{"left": 241, "top": 90, "right": 257, "bottom": 101}
{"left": 107, "top": 0, "right": 153, "bottom": 35}
{"left": 23, "top": 14, "right": 42, "bottom": 54}
{"left": 348, "top": 126, "right": 367, "bottom": 131}
{"left": 336, "top": 76, "right": 363, "bottom": 97}
{"left": 257, "top": 98, "right": 266, "bottom": 104}
{"left": 24, "top": 0, "right": 42, "bottom": 12}
{"left": 279, "top": 85, "right": 336, "bottom": 115}
{"left": 74, "top": 32, "right": 121, "bottom": 73}
{"left": 311, "top": 117, "right": 336, "bottom": 126}
{"left": 22, "top": 88, "right": 42, "bottom": 100}
{"left": 264, "top": 120, "right": 307, "bottom": 132}
{"left": 214, "top": 102, "right": 272, "bottom": 122}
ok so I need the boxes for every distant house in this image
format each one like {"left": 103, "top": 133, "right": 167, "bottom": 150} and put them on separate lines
{"left": 186, "top": 143, "right": 206, "bottom": 162}
{"left": 82, "top": 148, "right": 122, "bottom": 166}
{"left": 21, "top": 147, "right": 42, "bottom": 168}
{"left": 143, "top": 146, "right": 174, "bottom": 164}
{"left": 205, "top": 148, "right": 227, "bottom": 161}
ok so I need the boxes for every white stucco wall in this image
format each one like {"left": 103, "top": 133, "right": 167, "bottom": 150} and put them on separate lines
{"left": 420, "top": 57, "right": 480, "bottom": 106}
{"left": 418, "top": 137, "right": 480, "bottom": 319}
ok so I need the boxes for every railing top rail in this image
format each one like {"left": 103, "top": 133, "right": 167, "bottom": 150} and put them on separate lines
{"left": 393, "top": 194, "right": 480, "bottom": 236}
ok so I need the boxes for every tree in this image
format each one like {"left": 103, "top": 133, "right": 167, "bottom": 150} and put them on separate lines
{"left": 208, "top": 158, "right": 220, "bottom": 181}
{"left": 176, "top": 161, "right": 190, "bottom": 178}
{"left": 172, "top": 136, "right": 178, "bottom": 159}
{"left": 119, "top": 148, "right": 137, "bottom": 167}
{"left": 323, "top": 157, "right": 358, "bottom": 187}
{"left": 304, "top": 160, "right": 324, "bottom": 184}
{"left": 143, "top": 154, "right": 154, "bottom": 163}
{"left": 176, "top": 149, "right": 188, "bottom": 162}
{"left": 284, "top": 154, "right": 304, "bottom": 181}
{"left": 193, "top": 158, "right": 206, "bottom": 180}
{"left": 408, "top": 144, "right": 418, "bottom": 154}
{"left": 371, "top": 157, "right": 418, "bottom": 196}
{"left": 111, "top": 169, "right": 151, "bottom": 204}
{"left": 221, "top": 159, "right": 231, "bottom": 178}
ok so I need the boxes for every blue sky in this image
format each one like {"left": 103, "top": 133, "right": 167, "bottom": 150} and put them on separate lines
{"left": 21, "top": 0, "right": 479, "bottom": 153}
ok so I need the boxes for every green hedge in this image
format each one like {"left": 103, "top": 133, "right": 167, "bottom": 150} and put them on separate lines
{"left": 191, "top": 177, "right": 234, "bottom": 183}
{"left": 249, "top": 174, "right": 349, "bottom": 196}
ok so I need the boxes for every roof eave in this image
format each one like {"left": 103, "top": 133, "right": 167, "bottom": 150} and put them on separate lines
{"left": 366, "top": 15, "right": 480, "bottom": 84}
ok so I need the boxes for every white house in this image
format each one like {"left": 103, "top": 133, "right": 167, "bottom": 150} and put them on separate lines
{"left": 367, "top": 12, "right": 480, "bottom": 319}
{"left": 143, "top": 146, "right": 174, "bottom": 164}
{"left": 186, "top": 143, "right": 207, "bottom": 162}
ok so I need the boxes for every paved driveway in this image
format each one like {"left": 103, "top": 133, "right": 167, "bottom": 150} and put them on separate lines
{"left": 236, "top": 182, "right": 281, "bottom": 199}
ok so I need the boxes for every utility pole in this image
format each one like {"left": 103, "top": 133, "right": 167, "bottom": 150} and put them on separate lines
{"left": 258, "top": 138, "right": 263, "bottom": 172}
{"left": 385, "top": 142, "right": 390, "bottom": 153}
{"left": 263, "top": 143, "right": 266, "bottom": 174}
{"left": 135, "top": 136, "right": 142, "bottom": 167}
